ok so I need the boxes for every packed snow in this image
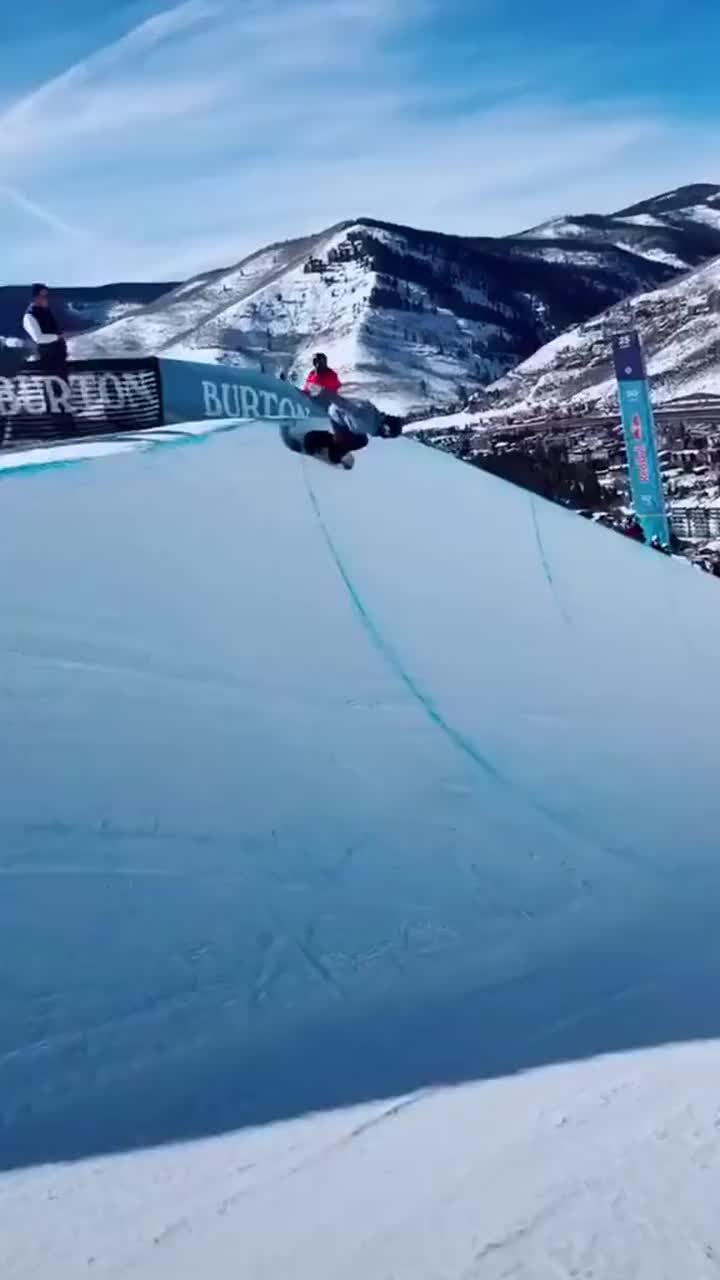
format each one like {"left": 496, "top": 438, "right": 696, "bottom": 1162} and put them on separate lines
{"left": 5, "top": 1042, "right": 720, "bottom": 1280}
{"left": 0, "top": 418, "right": 250, "bottom": 474}
{"left": 3, "top": 425, "right": 720, "bottom": 1275}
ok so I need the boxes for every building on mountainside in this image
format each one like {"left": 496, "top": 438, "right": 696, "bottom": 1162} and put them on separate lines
{"left": 414, "top": 402, "right": 720, "bottom": 577}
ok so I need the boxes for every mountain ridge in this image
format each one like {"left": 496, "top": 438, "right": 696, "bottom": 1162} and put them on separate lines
{"left": 71, "top": 191, "right": 720, "bottom": 413}
{"left": 464, "top": 252, "right": 720, "bottom": 420}
{"left": 4, "top": 183, "right": 717, "bottom": 415}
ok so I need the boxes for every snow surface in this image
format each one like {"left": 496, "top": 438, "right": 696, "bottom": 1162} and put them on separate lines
{"left": 6, "top": 1041, "right": 720, "bottom": 1280}
{"left": 412, "top": 408, "right": 483, "bottom": 431}
{"left": 518, "top": 217, "right": 588, "bottom": 239}
{"left": 4, "top": 426, "right": 720, "bottom": 1276}
{"left": 516, "top": 212, "right": 704, "bottom": 272}
{"left": 623, "top": 213, "right": 667, "bottom": 228}
{"left": 0, "top": 418, "right": 248, "bottom": 474}
{"left": 614, "top": 241, "right": 687, "bottom": 270}
{"left": 681, "top": 204, "right": 720, "bottom": 231}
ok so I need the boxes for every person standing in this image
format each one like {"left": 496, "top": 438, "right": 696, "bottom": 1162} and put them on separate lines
{"left": 303, "top": 352, "right": 341, "bottom": 395}
{"left": 22, "top": 284, "right": 67, "bottom": 371}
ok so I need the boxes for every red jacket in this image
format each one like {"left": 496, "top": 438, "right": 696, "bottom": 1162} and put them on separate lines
{"left": 304, "top": 366, "right": 341, "bottom": 394}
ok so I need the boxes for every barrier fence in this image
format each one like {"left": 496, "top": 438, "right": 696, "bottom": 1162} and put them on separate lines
{"left": 0, "top": 354, "right": 314, "bottom": 449}
{"left": 0, "top": 356, "right": 163, "bottom": 446}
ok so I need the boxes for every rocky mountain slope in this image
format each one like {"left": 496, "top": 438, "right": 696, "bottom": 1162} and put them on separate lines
{"left": 467, "top": 256, "right": 720, "bottom": 421}
{"left": 70, "top": 194, "right": 720, "bottom": 414}
{"left": 414, "top": 187, "right": 720, "bottom": 425}
{"left": 519, "top": 183, "right": 720, "bottom": 271}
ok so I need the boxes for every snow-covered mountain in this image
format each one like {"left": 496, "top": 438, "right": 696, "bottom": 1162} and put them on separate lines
{"left": 519, "top": 183, "right": 720, "bottom": 272}
{"left": 466, "top": 251, "right": 720, "bottom": 420}
{"left": 616, "top": 181, "right": 720, "bottom": 228}
{"left": 70, "top": 206, "right": 711, "bottom": 414}
{"left": 0, "top": 282, "right": 176, "bottom": 344}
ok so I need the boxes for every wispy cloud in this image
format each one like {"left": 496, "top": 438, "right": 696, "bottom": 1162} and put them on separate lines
{"left": 0, "top": 183, "right": 82, "bottom": 238}
{"left": 1, "top": 0, "right": 716, "bottom": 282}
{"left": 0, "top": 1, "right": 224, "bottom": 161}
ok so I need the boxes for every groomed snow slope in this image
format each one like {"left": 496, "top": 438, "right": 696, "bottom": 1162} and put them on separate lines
{"left": 3, "top": 427, "right": 720, "bottom": 1276}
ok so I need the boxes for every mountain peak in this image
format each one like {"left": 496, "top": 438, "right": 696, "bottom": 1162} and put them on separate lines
{"left": 614, "top": 183, "right": 720, "bottom": 219}
{"left": 72, "top": 201, "right": 715, "bottom": 415}
{"left": 60, "top": 184, "right": 720, "bottom": 417}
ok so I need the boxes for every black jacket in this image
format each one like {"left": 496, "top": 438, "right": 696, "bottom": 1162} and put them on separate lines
{"left": 22, "top": 303, "right": 67, "bottom": 367}
{"left": 23, "top": 302, "right": 61, "bottom": 342}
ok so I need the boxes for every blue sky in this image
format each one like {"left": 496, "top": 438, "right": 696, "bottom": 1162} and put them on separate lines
{"left": 2, "top": 0, "right": 719, "bottom": 284}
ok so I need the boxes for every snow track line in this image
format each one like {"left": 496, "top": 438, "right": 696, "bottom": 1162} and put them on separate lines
{"left": 530, "top": 496, "right": 573, "bottom": 629}
{"left": 302, "top": 462, "right": 656, "bottom": 883}
{"left": 301, "top": 463, "right": 503, "bottom": 786}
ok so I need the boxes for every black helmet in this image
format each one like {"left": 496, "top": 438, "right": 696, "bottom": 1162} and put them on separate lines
{"left": 312, "top": 352, "right": 328, "bottom": 368}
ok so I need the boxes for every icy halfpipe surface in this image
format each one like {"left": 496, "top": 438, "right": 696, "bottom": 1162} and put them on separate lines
{"left": 3, "top": 423, "right": 720, "bottom": 1188}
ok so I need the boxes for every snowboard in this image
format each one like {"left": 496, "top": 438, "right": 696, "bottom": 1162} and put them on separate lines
{"left": 279, "top": 422, "right": 354, "bottom": 469}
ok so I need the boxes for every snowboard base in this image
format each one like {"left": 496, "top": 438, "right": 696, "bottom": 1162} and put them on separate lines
{"left": 280, "top": 423, "right": 355, "bottom": 469}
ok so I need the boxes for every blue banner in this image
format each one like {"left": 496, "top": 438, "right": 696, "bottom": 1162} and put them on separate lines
{"left": 611, "top": 332, "right": 669, "bottom": 546}
{"left": 158, "top": 358, "right": 314, "bottom": 426}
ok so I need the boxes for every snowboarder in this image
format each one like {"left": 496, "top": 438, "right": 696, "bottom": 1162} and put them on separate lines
{"left": 22, "top": 284, "right": 67, "bottom": 371}
{"left": 301, "top": 392, "right": 402, "bottom": 468}
{"left": 303, "top": 352, "right": 341, "bottom": 395}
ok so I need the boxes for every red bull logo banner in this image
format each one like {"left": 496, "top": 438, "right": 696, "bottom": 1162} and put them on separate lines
{"left": 611, "top": 331, "right": 669, "bottom": 547}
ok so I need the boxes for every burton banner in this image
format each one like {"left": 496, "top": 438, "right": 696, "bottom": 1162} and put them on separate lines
{"left": 0, "top": 356, "right": 162, "bottom": 447}
{"left": 157, "top": 359, "right": 314, "bottom": 426}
